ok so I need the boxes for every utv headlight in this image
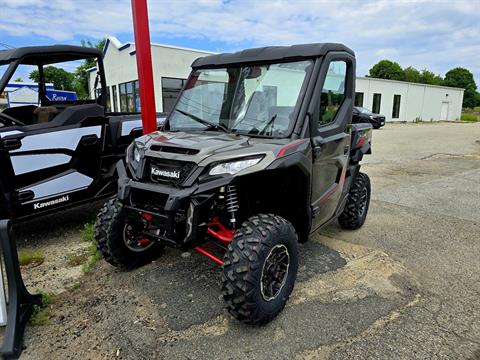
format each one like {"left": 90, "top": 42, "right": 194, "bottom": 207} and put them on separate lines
{"left": 134, "top": 146, "right": 142, "bottom": 162}
{"left": 126, "top": 141, "right": 145, "bottom": 171}
{"left": 209, "top": 157, "right": 263, "bottom": 176}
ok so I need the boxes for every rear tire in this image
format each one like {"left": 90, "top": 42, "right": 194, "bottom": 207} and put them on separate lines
{"left": 338, "top": 172, "right": 371, "bottom": 230}
{"left": 222, "top": 214, "right": 298, "bottom": 325}
{"left": 94, "top": 198, "right": 163, "bottom": 270}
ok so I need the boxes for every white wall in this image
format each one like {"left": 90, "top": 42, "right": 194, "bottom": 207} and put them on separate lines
{"left": 89, "top": 37, "right": 214, "bottom": 112}
{"left": 356, "top": 77, "right": 464, "bottom": 122}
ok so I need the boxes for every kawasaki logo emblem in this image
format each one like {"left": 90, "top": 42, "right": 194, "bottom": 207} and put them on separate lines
{"left": 151, "top": 166, "right": 180, "bottom": 179}
{"left": 33, "top": 195, "right": 69, "bottom": 210}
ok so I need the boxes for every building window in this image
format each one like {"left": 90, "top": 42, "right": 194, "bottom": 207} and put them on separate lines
{"left": 162, "top": 77, "right": 186, "bottom": 113}
{"left": 105, "top": 87, "right": 111, "bottom": 112}
{"left": 372, "top": 93, "right": 381, "bottom": 114}
{"left": 119, "top": 83, "right": 127, "bottom": 112}
{"left": 135, "top": 80, "right": 141, "bottom": 111}
{"left": 112, "top": 85, "right": 118, "bottom": 112}
{"left": 319, "top": 61, "right": 347, "bottom": 126}
{"left": 392, "top": 94, "right": 401, "bottom": 119}
{"left": 355, "top": 92, "right": 364, "bottom": 107}
{"left": 119, "top": 80, "right": 140, "bottom": 112}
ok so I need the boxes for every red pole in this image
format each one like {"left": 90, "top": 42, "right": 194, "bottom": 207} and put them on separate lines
{"left": 131, "top": 0, "right": 157, "bottom": 134}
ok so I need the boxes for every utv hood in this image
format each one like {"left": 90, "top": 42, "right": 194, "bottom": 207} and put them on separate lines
{"left": 139, "top": 131, "right": 296, "bottom": 168}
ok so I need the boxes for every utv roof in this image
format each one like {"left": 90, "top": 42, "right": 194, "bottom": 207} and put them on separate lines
{"left": 0, "top": 45, "right": 102, "bottom": 65}
{"left": 192, "top": 43, "right": 354, "bottom": 68}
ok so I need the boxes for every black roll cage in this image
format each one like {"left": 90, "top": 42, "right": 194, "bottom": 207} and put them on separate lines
{"left": 0, "top": 52, "right": 107, "bottom": 109}
{"left": 164, "top": 50, "right": 355, "bottom": 141}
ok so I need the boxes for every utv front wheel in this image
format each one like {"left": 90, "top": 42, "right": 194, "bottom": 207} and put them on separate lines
{"left": 94, "top": 199, "right": 163, "bottom": 270}
{"left": 222, "top": 214, "right": 298, "bottom": 325}
{"left": 338, "top": 172, "right": 371, "bottom": 230}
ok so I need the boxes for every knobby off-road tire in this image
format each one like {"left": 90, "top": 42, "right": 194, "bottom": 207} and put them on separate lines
{"left": 338, "top": 172, "right": 371, "bottom": 230}
{"left": 222, "top": 214, "right": 299, "bottom": 325}
{"left": 94, "top": 198, "right": 163, "bottom": 270}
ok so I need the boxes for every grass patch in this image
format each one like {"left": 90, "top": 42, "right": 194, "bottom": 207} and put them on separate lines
{"left": 461, "top": 113, "right": 479, "bottom": 122}
{"left": 18, "top": 249, "right": 45, "bottom": 267}
{"left": 30, "top": 291, "right": 56, "bottom": 326}
{"left": 66, "top": 250, "right": 89, "bottom": 267}
{"left": 69, "top": 281, "right": 81, "bottom": 291}
{"left": 82, "top": 223, "right": 95, "bottom": 242}
{"left": 81, "top": 222, "right": 101, "bottom": 273}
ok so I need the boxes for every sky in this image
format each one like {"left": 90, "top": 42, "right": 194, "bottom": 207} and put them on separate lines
{"left": 1, "top": 0, "right": 479, "bottom": 86}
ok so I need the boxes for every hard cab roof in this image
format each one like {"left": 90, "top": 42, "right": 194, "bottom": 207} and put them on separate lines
{"left": 192, "top": 43, "right": 354, "bottom": 68}
{"left": 0, "top": 45, "right": 102, "bottom": 65}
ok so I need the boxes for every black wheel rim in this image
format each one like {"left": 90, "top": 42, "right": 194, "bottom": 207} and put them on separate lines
{"left": 358, "top": 187, "right": 368, "bottom": 217}
{"left": 260, "top": 244, "right": 290, "bottom": 301}
{"left": 123, "top": 224, "right": 154, "bottom": 253}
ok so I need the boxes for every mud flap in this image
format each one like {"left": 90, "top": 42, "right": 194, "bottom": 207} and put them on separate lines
{"left": 0, "top": 219, "right": 41, "bottom": 359}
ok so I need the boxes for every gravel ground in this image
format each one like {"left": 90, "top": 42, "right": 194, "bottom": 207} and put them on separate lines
{"left": 3, "top": 122, "right": 480, "bottom": 359}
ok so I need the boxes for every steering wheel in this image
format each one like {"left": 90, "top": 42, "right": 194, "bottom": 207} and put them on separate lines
{"left": 0, "top": 112, "right": 26, "bottom": 127}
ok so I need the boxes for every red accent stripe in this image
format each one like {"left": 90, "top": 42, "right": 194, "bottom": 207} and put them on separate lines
{"left": 356, "top": 136, "right": 366, "bottom": 148}
{"left": 277, "top": 139, "right": 307, "bottom": 158}
{"left": 194, "top": 246, "right": 224, "bottom": 266}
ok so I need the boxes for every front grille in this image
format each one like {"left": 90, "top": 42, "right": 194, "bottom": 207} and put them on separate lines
{"left": 147, "top": 157, "right": 196, "bottom": 187}
{"left": 130, "top": 188, "right": 169, "bottom": 211}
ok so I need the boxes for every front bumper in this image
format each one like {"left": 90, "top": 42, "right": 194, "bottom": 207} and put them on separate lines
{"left": 116, "top": 160, "right": 232, "bottom": 247}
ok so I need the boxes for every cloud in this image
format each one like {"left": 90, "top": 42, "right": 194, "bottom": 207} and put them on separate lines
{"left": 0, "top": 0, "right": 479, "bottom": 84}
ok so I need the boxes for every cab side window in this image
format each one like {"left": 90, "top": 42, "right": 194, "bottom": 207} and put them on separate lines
{"left": 319, "top": 61, "right": 347, "bottom": 126}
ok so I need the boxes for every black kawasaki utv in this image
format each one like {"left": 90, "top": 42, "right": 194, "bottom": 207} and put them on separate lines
{"left": 95, "top": 43, "right": 373, "bottom": 325}
{"left": 0, "top": 45, "right": 165, "bottom": 220}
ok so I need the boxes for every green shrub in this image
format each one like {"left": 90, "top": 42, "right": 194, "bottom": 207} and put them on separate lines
{"left": 461, "top": 113, "right": 479, "bottom": 122}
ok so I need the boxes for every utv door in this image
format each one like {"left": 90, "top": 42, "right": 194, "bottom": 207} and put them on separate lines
{"left": 0, "top": 105, "right": 106, "bottom": 218}
{"left": 309, "top": 53, "right": 355, "bottom": 230}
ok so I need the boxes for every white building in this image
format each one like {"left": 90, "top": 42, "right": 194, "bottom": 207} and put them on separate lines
{"left": 355, "top": 77, "right": 464, "bottom": 122}
{"left": 90, "top": 36, "right": 464, "bottom": 121}
{"left": 89, "top": 36, "right": 214, "bottom": 114}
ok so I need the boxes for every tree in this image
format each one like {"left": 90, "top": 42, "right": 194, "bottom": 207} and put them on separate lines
{"left": 419, "top": 69, "right": 443, "bottom": 86}
{"left": 474, "top": 92, "right": 480, "bottom": 108}
{"left": 74, "top": 39, "right": 106, "bottom": 99}
{"left": 444, "top": 67, "right": 478, "bottom": 108}
{"left": 29, "top": 66, "right": 75, "bottom": 91}
{"left": 403, "top": 66, "right": 421, "bottom": 83}
{"left": 369, "top": 60, "right": 405, "bottom": 81}
{"left": 14, "top": 77, "right": 23, "bottom": 82}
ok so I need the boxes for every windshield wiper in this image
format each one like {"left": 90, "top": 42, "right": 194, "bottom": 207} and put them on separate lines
{"left": 259, "top": 114, "right": 277, "bottom": 135}
{"left": 175, "top": 109, "right": 230, "bottom": 133}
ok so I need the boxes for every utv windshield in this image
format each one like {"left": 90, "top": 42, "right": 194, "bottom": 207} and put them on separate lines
{"left": 0, "top": 64, "right": 7, "bottom": 79}
{"left": 168, "top": 60, "right": 313, "bottom": 137}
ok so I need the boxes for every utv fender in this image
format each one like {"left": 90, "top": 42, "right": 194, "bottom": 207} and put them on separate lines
{"left": 265, "top": 149, "right": 312, "bottom": 176}
{"left": 350, "top": 123, "right": 372, "bottom": 163}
